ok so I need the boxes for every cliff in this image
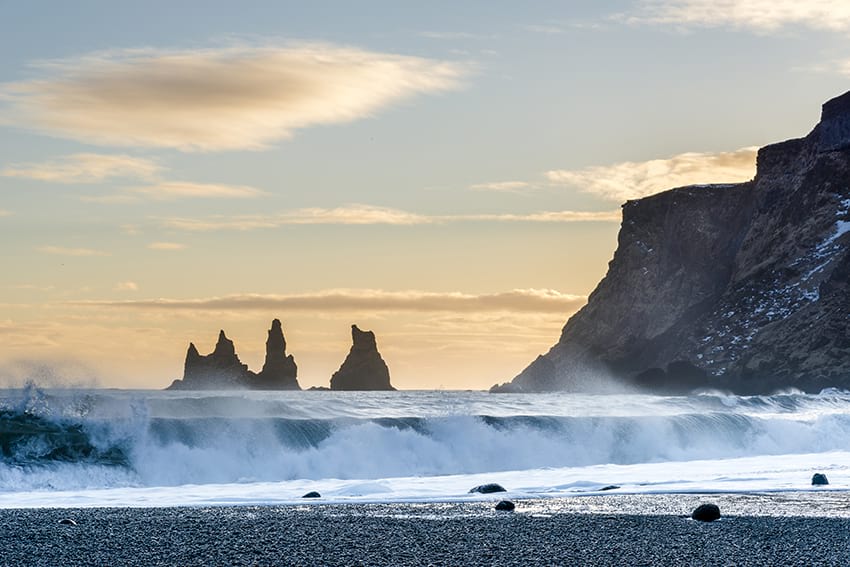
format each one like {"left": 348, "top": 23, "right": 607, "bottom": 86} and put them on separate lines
{"left": 166, "top": 319, "right": 301, "bottom": 390}
{"left": 330, "top": 325, "right": 395, "bottom": 390}
{"left": 493, "top": 90, "right": 850, "bottom": 394}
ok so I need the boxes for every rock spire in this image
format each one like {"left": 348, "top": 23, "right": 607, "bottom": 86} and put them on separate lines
{"left": 330, "top": 325, "right": 395, "bottom": 390}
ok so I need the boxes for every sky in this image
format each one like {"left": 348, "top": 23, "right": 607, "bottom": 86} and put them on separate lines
{"left": 1, "top": 0, "right": 849, "bottom": 389}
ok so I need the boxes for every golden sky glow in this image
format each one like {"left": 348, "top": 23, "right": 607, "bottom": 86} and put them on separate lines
{"left": 0, "top": 2, "right": 847, "bottom": 389}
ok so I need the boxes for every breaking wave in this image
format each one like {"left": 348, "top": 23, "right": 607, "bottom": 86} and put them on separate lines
{"left": 2, "top": 384, "right": 850, "bottom": 491}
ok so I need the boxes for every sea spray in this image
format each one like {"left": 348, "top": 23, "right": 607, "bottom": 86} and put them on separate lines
{"left": 1, "top": 389, "right": 850, "bottom": 493}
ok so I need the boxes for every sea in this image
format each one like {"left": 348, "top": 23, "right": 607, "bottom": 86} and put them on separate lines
{"left": 1, "top": 383, "right": 849, "bottom": 510}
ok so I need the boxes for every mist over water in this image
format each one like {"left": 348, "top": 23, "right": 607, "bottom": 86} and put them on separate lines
{"left": 1, "top": 383, "right": 850, "bottom": 507}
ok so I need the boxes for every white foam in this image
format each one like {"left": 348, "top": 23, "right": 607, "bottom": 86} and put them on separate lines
{"left": 1, "top": 451, "right": 847, "bottom": 508}
{"left": 2, "top": 388, "right": 850, "bottom": 507}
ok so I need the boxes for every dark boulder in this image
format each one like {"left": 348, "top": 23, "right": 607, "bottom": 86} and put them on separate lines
{"left": 495, "top": 500, "right": 515, "bottom": 511}
{"left": 302, "top": 491, "right": 321, "bottom": 498}
{"left": 469, "top": 483, "right": 507, "bottom": 494}
{"left": 691, "top": 503, "right": 721, "bottom": 522}
{"left": 812, "top": 473, "right": 829, "bottom": 486}
{"left": 58, "top": 518, "right": 77, "bottom": 526}
{"left": 329, "top": 325, "right": 395, "bottom": 390}
{"left": 599, "top": 485, "right": 620, "bottom": 491}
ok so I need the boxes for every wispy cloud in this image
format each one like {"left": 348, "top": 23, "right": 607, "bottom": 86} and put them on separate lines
{"left": 469, "top": 181, "right": 533, "bottom": 192}
{"left": 522, "top": 24, "right": 566, "bottom": 34}
{"left": 418, "top": 31, "right": 495, "bottom": 40}
{"left": 132, "top": 181, "right": 266, "bottom": 200}
{"left": 546, "top": 147, "right": 757, "bottom": 202}
{"left": 73, "top": 288, "right": 587, "bottom": 314}
{"left": 1, "top": 43, "right": 465, "bottom": 151}
{"left": 2, "top": 153, "right": 161, "bottom": 183}
{"left": 159, "top": 205, "right": 620, "bottom": 231}
{"left": 37, "top": 246, "right": 110, "bottom": 257}
{"left": 114, "top": 281, "right": 139, "bottom": 292}
{"left": 803, "top": 59, "right": 850, "bottom": 77}
{"left": 147, "top": 242, "right": 186, "bottom": 251}
{"left": 80, "top": 180, "right": 266, "bottom": 202}
{"left": 627, "top": 0, "right": 850, "bottom": 32}
{"left": 468, "top": 210, "right": 621, "bottom": 222}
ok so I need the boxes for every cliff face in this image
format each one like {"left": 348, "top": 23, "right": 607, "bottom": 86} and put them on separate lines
{"left": 493, "top": 91, "right": 850, "bottom": 394}
{"left": 167, "top": 319, "right": 301, "bottom": 390}
{"left": 330, "top": 325, "right": 395, "bottom": 391}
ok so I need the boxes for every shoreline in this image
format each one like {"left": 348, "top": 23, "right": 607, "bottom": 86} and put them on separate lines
{"left": 2, "top": 495, "right": 850, "bottom": 565}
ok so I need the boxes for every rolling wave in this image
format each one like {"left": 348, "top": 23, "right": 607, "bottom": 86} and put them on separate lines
{"left": 1, "top": 386, "right": 850, "bottom": 493}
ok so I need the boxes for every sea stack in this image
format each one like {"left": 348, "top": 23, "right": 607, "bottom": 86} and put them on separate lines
{"left": 166, "top": 320, "right": 301, "bottom": 390}
{"left": 330, "top": 325, "right": 395, "bottom": 390}
{"left": 253, "top": 319, "right": 300, "bottom": 390}
{"left": 173, "top": 330, "right": 250, "bottom": 389}
{"left": 492, "top": 90, "right": 850, "bottom": 395}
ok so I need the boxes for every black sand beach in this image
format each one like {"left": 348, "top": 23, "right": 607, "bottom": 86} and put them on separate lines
{"left": 2, "top": 495, "right": 849, "bottom": 566}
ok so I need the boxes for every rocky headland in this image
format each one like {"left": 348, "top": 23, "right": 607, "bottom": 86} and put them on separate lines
{"left": 330, "top": 325, "right": 395, "bottom": 391}
{"left": 167, "top": 319, "right": 300, "bottom": 390}
{"left": 493, "top": 90, "right": 850, "bottom": 394}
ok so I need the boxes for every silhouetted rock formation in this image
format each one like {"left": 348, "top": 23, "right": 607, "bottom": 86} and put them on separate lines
{"left": 253, "top": 319, "right": 299, "bottom": 390}
{"left": 329, "top": 325, "right": 394, "bottom": 391}
{"left": 493, "top": 90, "right": 850, "bottom": 395}
{"left": 166, "top": 320, "right": 301, "bottom": 390}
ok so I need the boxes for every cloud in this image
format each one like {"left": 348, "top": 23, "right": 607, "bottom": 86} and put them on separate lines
{"left": 114, "top": 281, "right": 139, "bottom": 292}
{"left": 469, "top": 181, "right": 533, "bottom": 192}
{"left": 522, "top": 24, "right": 566, "bottom": 34}
{"left": 546, "top": 147, "right": 757, "bottom": 202}
{"left": 72, "top": 288, "right": 588, "bottom": 314}
{"left": 159, "top": 205, "right": 620, "bottom": 231}
{"left": 1, "top": 43, "right": 465, "bottom": 151}
{"left": 80, "top": 180, "right": 266, "bottom": 202}
{"left": 0, "top": 210, "right": 11, "bottom": 217}
{"left": 132, "top": 181, "right": 266, "bottom": 200}
{"left": 37, "top": 246, "right": 110, "bottom": 257}
{"left": 1, "top": 153, "right": 161, "bottom": 183}
{"left": 467, "top": 210, "right": 622, "bottom": 222}
{"left": 147, "top": 242, "right": 186, "bottom": 251}
{"left": 418, "top": 31, "right": 494, "bottom": 40}
{"left": 627, "top": 0, "right": 850, "bottom": 32}
{"left": 803, "top": 59, "right": 850, "bottom": 77}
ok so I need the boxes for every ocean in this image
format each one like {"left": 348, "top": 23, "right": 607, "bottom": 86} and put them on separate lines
{"left": 1, "top": 383, "right": 848, "bottom": 510}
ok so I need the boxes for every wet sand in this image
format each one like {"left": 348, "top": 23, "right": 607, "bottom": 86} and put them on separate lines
{"left": 1, "top": 495, "right": 849, "bottom": 566}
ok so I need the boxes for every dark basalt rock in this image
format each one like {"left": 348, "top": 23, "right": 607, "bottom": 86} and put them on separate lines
{"left": 329, "top": 325, "right": 395, "bottom": 391}
{"left": 599, "top": 485, "right": 620, "bottom": 491}
{"left": 469, "top": 483, "right": 507, "bottom": 494}
{"left": 493, "top": 90, "right": 850, "bottom": 395}
{"left": 812, "top": 473, "right": 829, "bottom": 486}
{"left": 495, "top": 500, "right": 515, "bottom": 511}
{"left": 253, "top": 319, "right": 300, "bottom": 390}
{"left": 302, "top": 491, "right": 321, "bottom": 498}
{"left": 166, "top": 320, "right": 300, "bottom": 390}
{"left": 691, "top": 503, "right": 721, "bottom": 522}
